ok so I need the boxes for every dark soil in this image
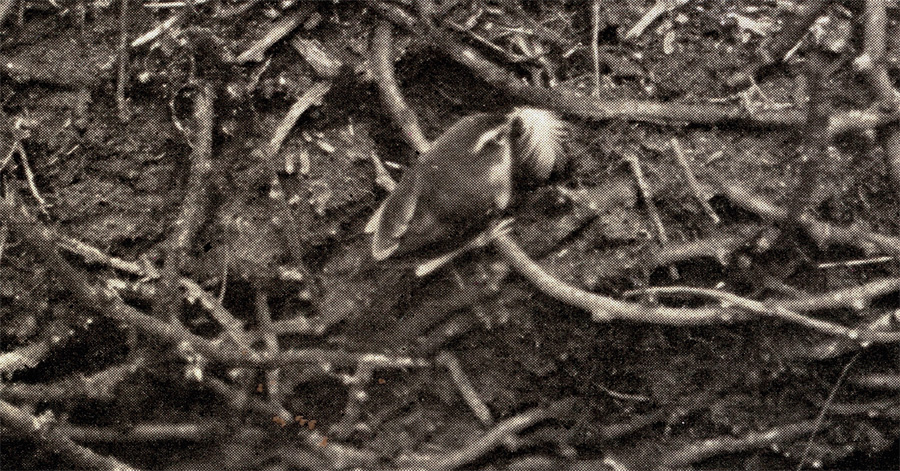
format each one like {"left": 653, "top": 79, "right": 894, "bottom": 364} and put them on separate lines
{"left": 2, "top": 1, "right": 899, "bottom": 470}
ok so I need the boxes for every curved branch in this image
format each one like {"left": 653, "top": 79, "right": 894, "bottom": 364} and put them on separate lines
{"left": 493, "top": 234, "right": 747, "bottom": 325}
{"left": 372, "top": 21, "right": 431, "bottom": 155}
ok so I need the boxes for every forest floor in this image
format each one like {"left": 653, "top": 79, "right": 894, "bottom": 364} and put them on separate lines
{"left": 1, "top": 1, "right": 899, "bottom": 470}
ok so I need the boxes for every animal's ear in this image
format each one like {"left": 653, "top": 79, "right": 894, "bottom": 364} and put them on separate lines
{"left": 509, "top": 108, "right": 566, "bottom": 181}
{"left": 368, "top": 167, "right": 424, "bottom": 261}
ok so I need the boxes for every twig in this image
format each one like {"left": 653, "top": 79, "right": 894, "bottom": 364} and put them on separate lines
{"left": 254, "top": 287, "right": 282, "bottom": 403}
{"left": 391, "top": 288, "right": 497, "bottom": 349}
{"left": 857, "top": 0, "right": 900, "bottom": 197}
{"left": 56, "top": 235, "right": 267, "bottom": 350}
{"left": 9, "top": 141, "right": 50, "bottom": 214}
{"left": 659, "top": 420, "right": 819, "bottom": 468}
{"left": 643, "top": 225, "right": 759, "bottom": 266}
{"left": 499, "top": 230, "right": 896, "bottom": 341}
{"left": 436, "top": 351, "right": 494, "bottom": 426}
{"left": 157, "top": 83, "right": 215, "bottom": 322}
{"left": 0, "top": 399, "right": 142, "bottom": 471}
{"left": 372, "top": 21, "right": 431, "bottom": 155}
{"left": 369, "top": 151, "right": 397, "bottom": 192}
{"left": 213, "top": 0, "right": 262, "bottom": 17}
{"left": 0, "top": 320, "right": 75, "bottom": 376}
{"left": 670, "top": 137, "right": 720, "bottom": 224}
{"left": 623, "top": 150, "right": 676, "bottom": 278}
{"left": 56, "top": 235, "right": 153, "bottom": 277}
{"left": 494, "top": 234, "right": 749, "bottom": 324}
{"left": 181, "top": 278, "right": 254, "bottom": 352}
{"left": 204, "top": 377, "right": 380, "bottom": 468}
{"left": 116, "top": 0, "right": 131, "bottom": 120}
{"left": 623, "top": 0, "right": 689, "bottom": 41}
{"left": 235, "top": 7, "right": 311, "bottom": 63}
{"left": 621, "top": 285, "right": 900, "bottom": 343}
{"left": 290, "top": 37, "right": 344, "bottom": 79}
{"left": 848, "top": 373, "right": 900, "bottom": 390}
{"left": 0, "top": 195, "right": 432, "bottom": 369}
{"left": 806, "top": 309, "right": 897, "bottom": 360}
{"left": 1, "top": 356, "right": 143, "bottom": 402}
{"left": 827, "top": 107, "right": 900, "bottom": 138}
{"left": 272, "top": 315, "right": 324, "bottom": 335}
{"left": 796, "top": 353, "right": 860, "bottom": 471}
{"left": 262, "top": 81, "right": 332, "bottom": 166}
{"left": 54, "top": 421, "right": 232, "bottom": 442}
{"left": 586, "top": 408, "right": 670, "bottom": 444}
{"left": 720, "top": 182, "right": 900, "bottom": 256}
{"left": 106, "top": 276, "right": 324, "bottom": 339}
{"left": 817, "top": 255, "right": 895, "bottom": 268}
{"left": 808, "top": 398, "right": 899, "bottom": 418}
{"left": 58, "top": 233, "right": 306, "bottom": 285}
{"left": 254, "top": 81, "right": 330, "bottom": 277}
{"left": 785, "top": 51, "right": 831, "bottom": 226}
{"left": 443, "top": 20, "right": 531, "bottom": 64}
{"left": 142, "top": 0, "right": 210, "bottom": 9}
{"left": 130, "top": 14, "right": 182, "bottom": 48}
{"left": 591, "top": 0, "right": 601, "bottom": 96}
{"left": 329, "top": 361, "right": 374, "bottom": 441}
{"left": 1, "top": 190, "right": 262, "bottom": 364}
{"left": 773, "top": 277, "right": 900, "bottom": 311}
{"left": 401, "top": 399, "right": 573, "bottom": 471}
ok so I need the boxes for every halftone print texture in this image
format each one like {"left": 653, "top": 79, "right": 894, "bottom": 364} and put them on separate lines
{"left": 1, "top": 1, "right": 899, "bottom": 470}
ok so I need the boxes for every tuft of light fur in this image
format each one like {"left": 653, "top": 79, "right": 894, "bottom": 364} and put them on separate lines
{"left": 509, "top": 107, "right": 566, "bottom": 181}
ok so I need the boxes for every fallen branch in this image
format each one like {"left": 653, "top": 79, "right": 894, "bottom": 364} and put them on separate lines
{"left": 399, "top": 399, "right": 574, "bottom": 471}
{"left": 621, "top": 286, "right": 900, "bottom": 343}
{"left": 494, "top": 234, "right": 748, "bottom": 325}
{"left": 1, "top": 357, "right": 143, "bottom": 403}
{"left": 157, "top": 82, "right": 215, "bottom": 322}
{"left": 0, "top": 320, "right": 76, "bottom": 376}
{"left": 857, "top": 0, "right": 900, "bottom": 197}
{"left": 720, "top": 182, "right": 900, "bottom": 256}
{"left": 658, "top": 420, "right": 820, "bottom": 468}
{"left": 235, "top": 6, "right": 313, "bottom": 63}
{"left": 0, "top": 399, "right": 141, "bottom": 471}
{"left": 372, "top": 21, "right": 431, "bottom": 154}
{"left": 0, "top": 195, "right": 427, "bottom": 369}
{"left": 204, "top": 376, "right": 379, "bottom": 468}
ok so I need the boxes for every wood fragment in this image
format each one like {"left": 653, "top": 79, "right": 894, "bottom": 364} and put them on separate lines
{"left": 236, "top": 8, "right": 311, "bottom": 63}
{"left": 670, "top": 137, "right": 720, "bottom": 224}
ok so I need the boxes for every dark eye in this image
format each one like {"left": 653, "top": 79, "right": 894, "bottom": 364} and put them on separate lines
{"left": 509, "top": 117, "right": 525, "bottom": 140}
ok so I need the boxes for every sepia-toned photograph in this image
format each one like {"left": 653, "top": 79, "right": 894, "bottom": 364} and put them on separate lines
{"left": 1, "top": 0, "right": 899, "bottom": 469}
